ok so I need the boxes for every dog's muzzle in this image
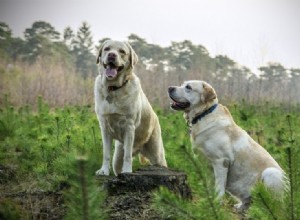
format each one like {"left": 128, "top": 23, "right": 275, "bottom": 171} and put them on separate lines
{"left": 168, "top": 87, "right": 190, "bottom": 111}
{"left": 103, "top": 54, "right": 124, "bottom": 79}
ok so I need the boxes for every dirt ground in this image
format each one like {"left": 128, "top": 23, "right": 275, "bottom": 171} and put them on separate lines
{"left": 105, "top": 192, "right": 162, "bottom": 220}
{"left": 0, "top": 165, "right": 66, "bottom": 220}
{"left": 0, "top": 165, "right": 191, "bottom": 220}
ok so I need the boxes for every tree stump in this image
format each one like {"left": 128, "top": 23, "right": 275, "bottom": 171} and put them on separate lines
{"left": 99, "top": 165, "right": 192, "bottom": 220}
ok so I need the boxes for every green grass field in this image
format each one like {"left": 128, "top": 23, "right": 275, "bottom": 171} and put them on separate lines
{"left": 0, "top": 97, "right": 299, "bottom": 219}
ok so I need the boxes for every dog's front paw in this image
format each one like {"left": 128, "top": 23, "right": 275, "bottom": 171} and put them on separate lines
{"left": 95, "top": 166, "right": 110, "bottom": 176}
{"left": 121, "top": 162, "right": 132, "bottom": 173}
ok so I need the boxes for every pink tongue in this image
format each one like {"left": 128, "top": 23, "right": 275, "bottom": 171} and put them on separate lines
{"left": 105, "top": 68, "right": 117, "bottom": 78}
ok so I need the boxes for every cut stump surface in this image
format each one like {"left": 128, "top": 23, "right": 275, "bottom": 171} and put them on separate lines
{"left": 98, "top": 165, "right": 192, "bottom": 220}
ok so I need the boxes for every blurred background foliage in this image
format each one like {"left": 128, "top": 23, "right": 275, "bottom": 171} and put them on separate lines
{"left": 1, "top": 21, "right": 300, "bottom": 109}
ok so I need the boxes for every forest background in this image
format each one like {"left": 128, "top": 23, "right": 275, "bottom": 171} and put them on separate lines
{"left": 1, "top": 21, "right": 300, "bottom": 109}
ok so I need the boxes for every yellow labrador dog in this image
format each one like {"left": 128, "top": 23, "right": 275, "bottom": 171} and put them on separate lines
{"left": 168, "top": 80, "right": 287, "bottom": 210}
{"left": 94, "top": 40, "right": 167, "bottom": 176}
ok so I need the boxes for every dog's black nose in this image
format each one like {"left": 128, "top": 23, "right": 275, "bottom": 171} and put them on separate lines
{"left": 108, "top": 52, "right": 116, "bottom": 60}
{"left": 168, "top": 87, "right": 175, "bottom": 93}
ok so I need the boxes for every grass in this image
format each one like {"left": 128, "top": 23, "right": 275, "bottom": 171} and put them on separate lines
{"left": 0, "top": 97, "right": 299, "bottom": 219}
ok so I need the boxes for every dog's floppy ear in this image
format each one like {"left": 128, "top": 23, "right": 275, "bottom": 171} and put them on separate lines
{"left": 96, "top": 40, "right": 111, "bottom": 64}
{"left": 203, "top": 83, "right": 216, "bottom": 102}
{"left": 125, "top": 42, "right": 138, "bottom": 68}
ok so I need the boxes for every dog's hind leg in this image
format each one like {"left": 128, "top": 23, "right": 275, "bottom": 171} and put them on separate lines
{"left": 113, "top": 141, "right": 124, "bottom": 176}
{"left": 141, "top": 124, "right": 167, "bottom": 167}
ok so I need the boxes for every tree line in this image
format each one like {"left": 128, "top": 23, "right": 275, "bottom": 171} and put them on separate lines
{"left": 1, "top": 20, "right": 300, "bottom": 107}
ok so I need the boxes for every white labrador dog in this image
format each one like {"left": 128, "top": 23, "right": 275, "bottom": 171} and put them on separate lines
{"left": 168, "top": 80, "right": 287, "bottom": 210}
{"left": 94, "top": 40, "right": 167, "bottom": 176}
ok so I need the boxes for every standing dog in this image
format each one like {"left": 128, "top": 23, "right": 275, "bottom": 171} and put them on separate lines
{"left": 168, "top": 80, "right": 287, "bottom": 210}
{"left": 94, "top": 40, "right": 167, "bottom": 176}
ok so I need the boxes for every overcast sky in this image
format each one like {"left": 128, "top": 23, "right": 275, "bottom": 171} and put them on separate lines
{"left": 0, "top": 0, "right": 299, "bottom": 72}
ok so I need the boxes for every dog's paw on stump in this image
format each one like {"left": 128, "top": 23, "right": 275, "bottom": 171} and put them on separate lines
{"left": 99, "top": 165, "right": 192, "bottom": 220}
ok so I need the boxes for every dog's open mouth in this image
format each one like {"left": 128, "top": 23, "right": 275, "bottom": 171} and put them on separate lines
{"left": 169, "top": 96, "right": 190, "bottom": 110}
{"left": 104, "top": 62, "right": 124, "bottom": 79}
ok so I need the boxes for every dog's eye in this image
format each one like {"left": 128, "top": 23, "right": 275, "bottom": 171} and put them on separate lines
{"left": 185, "top": 85, "right": 192, "bottom": 91}
{"left": 119, "top": 49, "right": 126, "bottom": 55}
{"left": 104, "top": 47, "right": 110, "bottom": 51}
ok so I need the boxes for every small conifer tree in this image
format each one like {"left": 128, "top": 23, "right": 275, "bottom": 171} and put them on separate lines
{"left": 64, "top": 155, "right": 107, "bottom": 220}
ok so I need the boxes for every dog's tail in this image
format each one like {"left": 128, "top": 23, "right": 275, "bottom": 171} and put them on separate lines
{"left": 261, "top": 167, "right": 289, "bottom": 199}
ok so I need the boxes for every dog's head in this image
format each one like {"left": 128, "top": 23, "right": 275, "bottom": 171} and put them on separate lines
{"left": 168, "top": 80, "right": 217, "bottom": 112}
{"left": 96, "top": 40, "right": 138, "bottom": 80}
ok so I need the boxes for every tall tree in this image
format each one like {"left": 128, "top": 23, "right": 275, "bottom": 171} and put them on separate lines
{"left": 23, "top": 21, "right": 60, "bottom": 62}
{"left": 0, "top": 22, "right": 25, "bottom": 61}
{"left": 0, "top": 22, "right": 12, "bottom": 40}
{"left": 167, "top": 40, "right": 194, "bottom": 70}
{"left": 258, "top": 63, "right": 289, "bottom": 101}
{"left": 289, "top": 68, "right": 300, "bottom": 103}
{"left": 72, "top": 22, "right": 97, "bottom": 77}
{"left": 128, "top": 34, "right": 152, "bottom": 61}
{"left": 63, "top": 26, "right": 75, "bottom": 50}
{"left": 259, "top": 62, "right": 288, "bottom": 81}
{"left": 213, "top": 55, "right": 236, "bottom": 81}
{"left": 0, "top": 22, "right": 12, "bottom": 58}
{"left": 167, "top": 40, "right": 212, "bottom": 73}
{"left": 24, "top": 21, "right": 60, "bottom": 42}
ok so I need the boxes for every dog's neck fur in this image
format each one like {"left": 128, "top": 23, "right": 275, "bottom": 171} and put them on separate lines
{"left": 184, "top": 98, "right": 219, "bottom": 126}
{"left": 107, "top": 79, "right": 129, "bottom": 92}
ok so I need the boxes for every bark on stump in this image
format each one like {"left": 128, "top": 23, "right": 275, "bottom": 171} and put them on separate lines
{"left": 99, "top": 165, "right": 192, "bottom": 220}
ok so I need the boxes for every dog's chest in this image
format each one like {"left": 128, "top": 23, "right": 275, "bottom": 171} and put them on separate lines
{"left": 191, "top": 124, "right": 232, "bottom": 161}
{"left": 98, "top": 96, "right": 142, "bottom": 141}
{"left": 104, "top": 114, "right": 137, "bottom": 140}
{"left": 98, "top": 90, "right": 139, "bottom": 115}
{"left": 192, "top": 133, "right": 216, "bottom": 159}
